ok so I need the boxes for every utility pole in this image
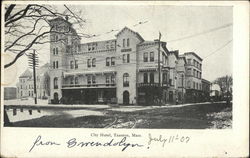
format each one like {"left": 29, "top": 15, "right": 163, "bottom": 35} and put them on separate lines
{"left": 158, "top": 32, "right": 162, "bottom": 105}
{"left": 28, "top": 50, "right": 39, "bottom": 104}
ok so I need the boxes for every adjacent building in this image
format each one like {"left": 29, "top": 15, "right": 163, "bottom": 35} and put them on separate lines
{"left": 201, "top": 78, "right": 211, "bottom": 102}
{"left": 48, "top": 17, "right": 206, "bottom": 105}
{"left": 4, "top": 87, "right": 17, "bottom": 100}
{"left": 184, "top": 52, "right": 203, "bottom": 103}
{"left": 16, "top": 63, "right": 50, "bottom": 99}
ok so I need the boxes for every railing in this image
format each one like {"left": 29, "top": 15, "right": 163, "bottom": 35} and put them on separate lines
{"left": 138, "top": 83, "right": 170, "bottom": 87}
{"left": 62, "top": 83, "right": 116, "bottom": 88}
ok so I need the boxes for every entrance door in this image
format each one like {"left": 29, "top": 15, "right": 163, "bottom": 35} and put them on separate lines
{"left": 53, "top": 92, "right": 59, "bottom": 104}
{"left": 123, "top": 91, "right": 129, "bottom": 105}
{"left": 169, "top": 91, "right": 173, "bottom": 103}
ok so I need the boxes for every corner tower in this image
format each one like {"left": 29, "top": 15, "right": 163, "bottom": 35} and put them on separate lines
{"left": 48, "top": 17, "right": 80, "bottom": 103}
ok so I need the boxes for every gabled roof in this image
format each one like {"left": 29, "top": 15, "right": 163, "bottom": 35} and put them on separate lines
{"left": 19, "top": 69, "right": 32, "bottom": 78}
{"left": 116, "top": 27, "right": 144, "bottom": 42}
{"left": 169, "top": 50, "right": 179, "bottom": 59}
{"left": 37, "top": 63, "right": 49, "bottom": 75}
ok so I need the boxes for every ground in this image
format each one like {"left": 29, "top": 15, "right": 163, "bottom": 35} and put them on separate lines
{"left": 4, "top": 101, "right": 232, "bottom": 129}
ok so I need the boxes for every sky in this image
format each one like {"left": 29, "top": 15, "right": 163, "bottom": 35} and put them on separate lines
{"left": 3, "top": 4, "right": 233, "bottom": 87}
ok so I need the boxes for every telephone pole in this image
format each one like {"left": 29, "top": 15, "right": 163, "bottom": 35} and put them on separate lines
{"left": 158, "top": 32, "right": 162, "bottom": 105}
{"left": 28, "top": 50, "right": 39, "bottom": 104}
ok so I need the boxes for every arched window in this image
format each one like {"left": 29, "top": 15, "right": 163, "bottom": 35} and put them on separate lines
{"left": 92, "top": 58, "right": 96, "bottom": 67}
{"left": 55, "top": 48, "right": 58, "bottom": 55}
{"left": 53, "top": 48, "right": 56, "bottom": 55}
{"left": 123, "top": 73, "right": 129, "bottom": 87}
{"left": 54, "top": 77, "right": 58, "bottom": 89}
{"left": 106, "top": 57, "right": 110, "bottom": 66}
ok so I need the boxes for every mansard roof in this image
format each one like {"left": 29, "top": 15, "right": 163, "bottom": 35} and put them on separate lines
{"left": 116, "top": 27, "right": 144, "bottom": 42}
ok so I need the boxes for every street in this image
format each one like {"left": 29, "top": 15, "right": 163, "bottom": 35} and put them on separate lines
{"left": 5, "top": 101, "right": 232, "bottom": 129}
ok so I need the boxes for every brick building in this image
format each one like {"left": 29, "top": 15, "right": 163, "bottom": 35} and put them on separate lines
{"left": 48, "top": 17, "right": 205, "bottom": 105}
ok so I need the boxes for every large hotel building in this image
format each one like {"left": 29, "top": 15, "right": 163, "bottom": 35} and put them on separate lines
{"left": 48, "top": 17, "right": 205, "bottom": 105}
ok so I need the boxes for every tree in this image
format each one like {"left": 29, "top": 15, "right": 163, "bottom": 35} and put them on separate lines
{"left": 4, "top": 4, "right": 88, "bottom": 69}
{"left": 213, "top": 75, "right": 233, "bottom": 101}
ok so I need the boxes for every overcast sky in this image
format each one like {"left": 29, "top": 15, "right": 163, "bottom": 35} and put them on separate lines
{"left": 4, "top": 4, "right": 233, "bottom": 86}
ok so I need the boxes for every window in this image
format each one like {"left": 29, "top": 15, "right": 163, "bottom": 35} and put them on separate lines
{"left": 92, "top": 58, "right": 96, "bottom": 67}
{"left": 150, "top": 73, "right": 154, "bottom": 83}
{"left": 143, "top": 52, "right": 148, "bottom": 62}
{"left": 127, "top": 54, "right": 130, "bottom": 63}
{"left": 87, "top": 59, "right": 91, "bottom": 68}
{"left": 111, "top": 57, "right": 115, "bottom": 66}
{"left": 56, "top": 48, "right": 58, "bottom": 55}
{"left": 123, "top": 54, "right": 126, "bottom": 63}
{"left": 193, "top": 82, "right": 195, "bottom": 89}
{"left": 53, "top": 48, "right": 56, "bottom": 55}
{"left": 87, "top": 76, "right": 91, "bottom": 85}
{"left": 92, "top": 76, "right": 96, "bottom": 84}
{"left": 187, "top": 59, "right": 191, "bottom": 65}
{"left": 111, "top": 75, "right": 115, "bottom": 84}
{"left": 70, "top": 77, "right": 74, "bottom": 84}
{"left": 75, "top": 60, "right": 78, "bottom": 69}
{"left": 193, "top": 59, "right": 195, "bottom": 66}
{"left": 127, "top": 38, "right": 130, "bottom": 47}
{"left": 150, "top": 52, "right": 154, "bottom": 62}
{"left": 143, "top": 73, "right": 148, "bottom": 83}
{"left": 169, "top": 79, "right": 172, "bottom": 86}
{"left": 70, "top": 61, "right": 74, "bottom": 69}
{"left": 56, "top": 61, "right": 58, "bottom": 69}
{"left": 29, "top": 91, "right": 30, "bottom": 96}
{"left": 123, "top": 73, "right": 129, "bottom": 87}
{"left": 193, "top": 69, "right": 196, "bottom": 76}
{"left": 21, "top": 91, "right": 23, "bottom": 96}
{"left": 75, "top": 77, "right": 79, "bottom": 85}
{"left": 106, "top": 57, "right": 110, "bottom": 66}
{"left": 196, "top": 83, "right": 198, "bottom": 90}
{"left": 187, "top": 81, "right": 191, "bottom": 88}
{"left": 54, "top": 77, "right": 58, "bottom": 89}
{"left": 53, "top": 61, "right": 55, "bottom": 69}
{"left": 55, "top": 35, "right": 58, "bottom": 41}
{"left": 123, "top": 39, "right": 125, "bottom": 47}
{"left": 163, "top": 73, "right": 168, "bottom": 83}
{"left": 78, "top": 45, "right": 81, "bottom": 52}
{"left": 106, "top": 75, "right": 110, "bottom": 84}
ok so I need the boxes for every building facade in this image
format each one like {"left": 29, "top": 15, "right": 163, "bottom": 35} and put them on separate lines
{"left": 48, "top": 17, "right": 204, "bottom": 105}
{"left": 16, "top": 64, "right": 50, "bottom": 99}
{"left": 184, "top": 52, "right": 203, "bottom": 103}
{"left": 201, "top": 78, "right": 211, "bottom": 102}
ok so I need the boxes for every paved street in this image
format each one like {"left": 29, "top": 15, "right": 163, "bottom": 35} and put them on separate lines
{"left": 4, "top": 101, "right": 232, "bottom": 129}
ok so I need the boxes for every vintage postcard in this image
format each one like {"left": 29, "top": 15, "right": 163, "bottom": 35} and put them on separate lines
{"left": 1, "top": 1, "right": 249, "bottom": 157}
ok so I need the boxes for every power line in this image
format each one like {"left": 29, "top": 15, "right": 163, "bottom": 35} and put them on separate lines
{"left": 167, "top": 23, "right": 232, "bottom": 43}
{"left": 203, "top": 39, "right": 232, "bottom": 59}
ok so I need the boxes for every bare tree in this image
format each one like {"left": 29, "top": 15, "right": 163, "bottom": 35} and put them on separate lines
{"left": 213, "top": 75, "right": 233, "bottom": 102}
{"left": 4, "top": 4, "right": 87, "bottom": 69}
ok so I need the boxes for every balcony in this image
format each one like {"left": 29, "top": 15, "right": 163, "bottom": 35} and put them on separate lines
{"left": 62, "top": 83, "right": 116, "bottom": 89}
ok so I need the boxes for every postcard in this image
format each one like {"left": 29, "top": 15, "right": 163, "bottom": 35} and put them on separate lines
{"left": 1, "top": 1, "right": 249, "bottom": 157}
